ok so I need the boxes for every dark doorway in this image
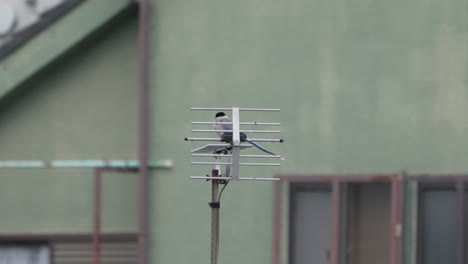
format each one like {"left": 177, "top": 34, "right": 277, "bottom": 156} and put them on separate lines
{"left": 346, "top": 183, "right": 391, "bottom": 264}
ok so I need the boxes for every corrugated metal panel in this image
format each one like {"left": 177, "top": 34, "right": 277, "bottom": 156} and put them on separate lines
{"left": 52, "top": 241, "right": 137, "bottom": 264}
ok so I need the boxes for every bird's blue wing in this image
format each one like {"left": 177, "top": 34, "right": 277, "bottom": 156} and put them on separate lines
{"left": 221, "top": 123, "right": 233, "bottom": 131}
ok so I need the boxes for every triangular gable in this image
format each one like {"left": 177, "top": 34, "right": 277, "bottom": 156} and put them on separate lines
{"left": 0, "top": 0, "right": 132, "bottom": 101}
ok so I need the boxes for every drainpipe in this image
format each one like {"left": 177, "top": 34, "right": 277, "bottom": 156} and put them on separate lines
{"left": 93, "top": 168, "right": 102, "bottom": 264}
{"left": 137, "top": 0, "right": 151, "bottom": 264}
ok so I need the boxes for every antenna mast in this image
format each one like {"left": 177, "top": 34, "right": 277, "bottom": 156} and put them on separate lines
{"left": 185, "top": 107, "right": 284, "bottom": 264}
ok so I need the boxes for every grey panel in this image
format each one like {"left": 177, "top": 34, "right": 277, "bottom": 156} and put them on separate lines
{"left": 291, "top": 190, "right": 332, "bottom": 264}
{"left": 421, "top": 190, "right": 457, "bottom": 264}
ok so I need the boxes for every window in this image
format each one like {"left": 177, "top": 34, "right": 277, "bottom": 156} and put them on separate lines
{"left": 0, "top": 244, "right": 50, "bottom": 264}
{"left": 0, "top": 234, "right": 138, "bottom": 264}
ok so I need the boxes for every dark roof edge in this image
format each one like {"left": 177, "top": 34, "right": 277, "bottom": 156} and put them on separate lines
{"left": 0, "top": 0, "right": 86, "bottom": 61}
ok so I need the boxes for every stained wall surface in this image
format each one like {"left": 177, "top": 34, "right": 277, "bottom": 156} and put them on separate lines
{"left": 148, "top": 0, "right": 468, "bottom": 263}
{"left": 0, "top": 0, "right": 467, "bottom": 264}
{"left": 0, "top": 12, "right": 139, "bottom": 233}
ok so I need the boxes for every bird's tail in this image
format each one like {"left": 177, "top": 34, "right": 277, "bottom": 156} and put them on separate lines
{"left": 246, "top": 139, "right": 285, "bottom": 160}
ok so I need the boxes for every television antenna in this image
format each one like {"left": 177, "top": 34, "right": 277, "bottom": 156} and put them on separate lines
{"left": 185, "top": 107, "right": 284, "bottom": 264}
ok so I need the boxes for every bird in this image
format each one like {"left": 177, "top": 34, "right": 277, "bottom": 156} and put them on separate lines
{"left": 214, "top": 112, "right": 282, "bottom": 158}
{"left": 214, "top": 112, "right": 233, "bottom": 138}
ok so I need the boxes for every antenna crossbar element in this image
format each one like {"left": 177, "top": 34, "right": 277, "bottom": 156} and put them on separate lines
{"left": 186, "top": 137, "right": 283, "bottom": 142}
{"left": 191, "top": 162, "right": 281, "bottom": 166}
{"left": 191, "top": 129, "right": 281, "bottom": 133}
{"left": 191, "top": 122, "right": 280, "bottom": 126}
{"left": 191, "top": 107, "right": 280, "bottom": 111}
{"left": 190, "top": 176, "right": 280, "bottom": 181}
{"left": 191, "top": 154, "right": 283, "bottom": 158}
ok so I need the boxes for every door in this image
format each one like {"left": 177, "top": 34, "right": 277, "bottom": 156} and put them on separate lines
{"left": 346, "top": 183, "right": 391, "bottom": 264}
{"left": 419, "top": 189, "right": 457, "bottom": 264}
{"left": 290, "top": 184, "right": 332, "bottom": 264}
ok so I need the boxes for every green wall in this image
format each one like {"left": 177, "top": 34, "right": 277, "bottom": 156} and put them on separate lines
{"left": 0, "top": 12, "right": 139, "bottom": 233}
{"left": 0, "top": 0, "right": 467, "bottom": 263}
{"left": 149, "top": 0, "right": 468, "bottom": 263}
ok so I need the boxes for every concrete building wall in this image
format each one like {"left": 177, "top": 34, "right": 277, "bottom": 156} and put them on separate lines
{"left": 0, "top": 0, "right": 466, "bottom": 264}
{"left": 0, "top": 11, "right": 139, "bottom": 234}
{"left": 148, "top": 0, "right": 468, "bottom": 263}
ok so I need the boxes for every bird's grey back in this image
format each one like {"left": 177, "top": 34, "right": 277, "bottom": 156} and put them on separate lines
{"left": 214, "top": 115, "right": 233, "bottom": 137}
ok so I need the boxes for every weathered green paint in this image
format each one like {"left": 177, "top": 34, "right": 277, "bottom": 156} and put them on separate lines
{"left": 0, "top": 0, "right": 466, "bottom": 263}
{"left": 148, "top": 0, "right": 468, "bottom": 263}
{"left": 0, "top": 0, "right": 131, "bottom": 100}
{"left": 0, "top": 12, "right": 139, "bottom": 234}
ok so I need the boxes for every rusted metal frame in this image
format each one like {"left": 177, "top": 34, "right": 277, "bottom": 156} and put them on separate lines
{"left": 137, "top": 0, "right": 150, "bottom": 263}
{"left": 331, "top": 180, "right": 341, "bottom": 264}
{"left": 339, "top": 183, "right": 349, "bottom": 264}
{"left": 406, "top": 174, "right": 468, "bottom": 181}
{"left": 400, "top": 172, "right": 409, "bottom": 264}
{"left": 286, "top": 183, "right": 299, "bottom": 264}
{"left": 273, "top": 174, "right": 402, "bottom": 264}
{"left": 272, "top": 180, "right": 281, "bottom": 264}
{"left": 0, "top": 233, "right": 137, "bottom": 242}
{"left": 414, "top": 180, "right": 424, "bottom": 264}
{"left": 93, "top": 167, "right": 137, "bottom": 264}
{"left": 409, "top": 176, "right": 461, "bottom": 264}
{"left": 456, "top": 181, "right": 466, "bottom": 264}
{"left": 390, "top": 174, "right": 403, "bottom": 264}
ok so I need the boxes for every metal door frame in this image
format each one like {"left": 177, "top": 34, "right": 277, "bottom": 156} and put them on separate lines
{"left": 406, "top": 174, "right": 468, "bottom": 264}
{"left": 272, "top": 174, "right": 402, "bottom": 264}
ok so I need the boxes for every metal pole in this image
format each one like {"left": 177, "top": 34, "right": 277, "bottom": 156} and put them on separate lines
{"left": 93, "top": 168, "right": 102, "bottom": 264}
{"left": 210, "top": 169, "right": 220, "bottom": 264}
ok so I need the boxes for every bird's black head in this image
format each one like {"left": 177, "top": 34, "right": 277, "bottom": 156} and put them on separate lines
{"left": 215, "top": 112, "right": 226, "bottom": 118}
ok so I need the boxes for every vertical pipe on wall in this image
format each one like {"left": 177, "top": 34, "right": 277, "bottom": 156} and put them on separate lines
{"left": 93, "top": 168, "right": 102, "bottom": 264}
{"left": 137, "top": 0, "right": 150, "bottom": 263}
